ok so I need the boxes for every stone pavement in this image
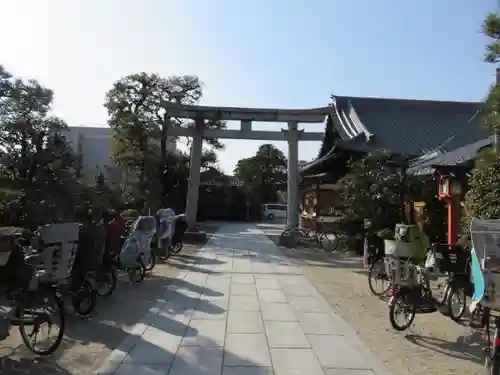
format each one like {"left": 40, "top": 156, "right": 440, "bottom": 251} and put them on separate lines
{"left": 96, "top": 223, "right": 392, "bottom": 375}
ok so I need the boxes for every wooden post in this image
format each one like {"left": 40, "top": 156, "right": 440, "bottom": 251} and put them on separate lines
{"left": 447, "top": 196, "right": 461, "bottom": 245}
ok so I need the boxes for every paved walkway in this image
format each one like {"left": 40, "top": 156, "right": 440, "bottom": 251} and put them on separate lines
{"left": 96, "top": 223, "right": 392, "bottom": 375}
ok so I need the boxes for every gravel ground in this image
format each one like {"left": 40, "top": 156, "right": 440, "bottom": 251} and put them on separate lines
{"left": 271, "top": 237, "right": 485, "bottom": 375}
{"left": 0, "top": 226, "right": 218, "bottom": 375}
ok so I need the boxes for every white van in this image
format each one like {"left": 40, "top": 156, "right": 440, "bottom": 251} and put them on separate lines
{"left": 262, "top": 204, "right": 287, "bottom": 221}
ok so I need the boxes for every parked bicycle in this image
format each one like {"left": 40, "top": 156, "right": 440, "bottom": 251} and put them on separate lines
{"left": 280, "top": 216, "right": 339, "bottom": 251}
{"left": 467, "top": 218, "right": 500, "bottom": 374}
{"left": 0, "top": 228, "right": 67, "bottom": 355}
{"left": 429, "top": 243, "right": 472, "bottom": 322}
{"left": 387, "top": 258, "right": 439, "bottom": 331}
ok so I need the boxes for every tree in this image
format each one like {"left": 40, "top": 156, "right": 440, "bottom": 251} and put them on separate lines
{"left": 339, "top": 151, "right": 417, "bottom": 228}
{"left": 234, "top": 144, "right": 287, "bottom": 204}
{"left": 0, "top": 65, "right": 81, "bottom": 226}
{"left": 162, "top": 149, "right": 219, "bottom": 212}
{"left": 104, "top": 72, "right": 226, "bottom": 210}
{"left": 462, "top": 12, "right": 500, "bottom": 228}
{"left": 483, "top": 13, "right": 500, "bottom": 142}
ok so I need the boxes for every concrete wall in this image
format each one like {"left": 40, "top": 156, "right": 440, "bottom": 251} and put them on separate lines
{"left": 64, "top": 126, "right": 177, "bottom": 182}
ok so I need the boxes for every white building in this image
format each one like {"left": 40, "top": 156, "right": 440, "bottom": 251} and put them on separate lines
{"left": 64, "top": 126, "right": 177, "bottom": 182}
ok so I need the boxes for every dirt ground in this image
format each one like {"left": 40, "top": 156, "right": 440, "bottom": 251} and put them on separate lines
{"left": 0, "top": 225, "right": 218, "bottom": 375}
{"left": 272, "top": 237, "right": 485, "bottom": 375}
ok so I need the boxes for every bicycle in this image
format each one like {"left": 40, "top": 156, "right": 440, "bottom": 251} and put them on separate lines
{"left": 0, "top": 233, "right": 66, "bottom": 356}
{"left": 430, "top": 243, "right": 472, "bottom": 322}
{"left": 467, "top": 304, "right": 500, "bottom": 374}
{"left": 280, "top": 216, "right": 339, "bottom": 251}
{"left": 387, "top": 256, "right": 445, "bottom": 331}
{"left": 466, "top": 217, "right": 500, "bottom": 374}
{"left": 485, "top": 310, "right": 500, "bottom": 375}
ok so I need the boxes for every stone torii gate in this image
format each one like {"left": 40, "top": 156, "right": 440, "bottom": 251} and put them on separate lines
{"left": 166, "top": 103, "right": 329, "bottom": 231}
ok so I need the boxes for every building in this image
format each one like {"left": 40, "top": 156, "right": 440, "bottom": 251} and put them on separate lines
{"left": 64, "top": 126, "right": 177, "bottom": 182}
{"left": 300, "top": 95, "right": 490, "bottom": 218}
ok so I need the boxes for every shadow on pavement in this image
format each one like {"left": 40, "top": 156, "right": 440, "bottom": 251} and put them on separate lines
{"left": 167, "top": 278, "right": 224, "bottom": 297}
{"left": 405, "top": 332, "right": 485, "bottom": 365}
{"left": 0, "top": 356, "right": 72, "bottom": 375}
{"left": 168, "top": 262, "right": 222, "bottom": 275}
{"left": 0, "top": 226, "right": 225, "bottom": 375}
{"left": 172, "top": 254, "right": 223, "bottom": 266}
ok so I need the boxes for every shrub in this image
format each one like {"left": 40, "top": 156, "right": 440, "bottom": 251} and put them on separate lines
{"left": 462, "top": 150, "right": 500, "bottom": 231}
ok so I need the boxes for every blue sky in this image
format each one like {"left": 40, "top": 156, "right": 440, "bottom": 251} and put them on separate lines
{"left": 0, "top": 0, "right": 497, "bottom": 173}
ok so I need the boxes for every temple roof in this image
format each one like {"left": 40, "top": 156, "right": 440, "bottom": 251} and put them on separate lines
{"left": 407, "top": 136, "right": 493, "bottom": 176}
{"left": 301, "top": 95, "right": 489, "bottom": 173}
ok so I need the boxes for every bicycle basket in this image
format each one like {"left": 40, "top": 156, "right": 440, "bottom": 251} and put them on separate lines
{"left": 388, "top": 256, "right": 420, "bottom": 287}
{"left": 432, "top": 243, "right": 470, "bottom": 274}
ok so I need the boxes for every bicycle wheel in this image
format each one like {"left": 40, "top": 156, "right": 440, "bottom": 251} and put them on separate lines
{"left": 438, "top": 284, "right": 451, "bottom": 316}
{"left": 72, "top": 282, "right": 97, "bottom": 317}
{"left": 487, "top": 325, "right": 500, "bottom": 375}
{"left": 368, "top": 259, "right": 391, "bottom": 296}
{"left": 144, "top": 251, "right": 156, "bottom": 271}
{"left": 18, "top": 287, "right": 65, "bottom": 356}
{"left": 127, "top": 263, "right": 146, "bottom": 283}
{"left": 279, "top": 229, "right": 293, "bottom": 247}
{"left": 389, "top": 288, "right": 417, "bottom": 331}
{"left": 319, "top": 232, "right": 339, "bottom": 252}
{"left": 447, "top": 284, "right": 466, "bottom": 322}
{"left": 170, "top": 242, "right": 183, "bottom": 254}
{"left": 97, "top": 269, "right": 117, "bottom": 297}
{"left": 287, "top": 229, "right": 303, "bottom": 247}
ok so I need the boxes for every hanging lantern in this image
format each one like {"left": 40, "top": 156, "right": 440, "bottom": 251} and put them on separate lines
{"left": 438, "top": 175, "right": 451, "bottom": 198}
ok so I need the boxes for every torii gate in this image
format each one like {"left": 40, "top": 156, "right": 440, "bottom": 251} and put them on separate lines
{"left": 165, "top": 103, "right": 329, "bottom": 231}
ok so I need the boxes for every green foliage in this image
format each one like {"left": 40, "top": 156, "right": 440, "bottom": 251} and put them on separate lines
{"left": 339, "top": 151, "right": 415, "bottom": 226}
{"left": 104, "top": 72, "right": 224, "bottom": 210}
{"left": 161, "top": 149, "right": 220, "bottom": 210}
{"left": 482, "top": 12, "right": 500, "bottom": 136}
{"left": 234, "top": 144, "right": 287, "bottom": 204}
{"left": 463, "top": 150, "right": 500, "bottom": 227}
{"left": 462, "top": 12, "right": 500, "bottom": 229}
{"left": 483, "top": 13, "right": 500, "bottom": 63}
{"left": 0, "top": 65, "right": 82, "bottom": 226}
{"left": 0, "top": 65, "right": 124, "bottom": 228}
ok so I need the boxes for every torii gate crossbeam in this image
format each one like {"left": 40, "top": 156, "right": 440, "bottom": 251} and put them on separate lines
{"left": 164, "top": 103, "right": 330, "bottom": 231}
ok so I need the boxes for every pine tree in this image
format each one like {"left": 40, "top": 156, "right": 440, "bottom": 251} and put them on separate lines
{"left": 462, "top": 12, "right": 500, "bottom": 228}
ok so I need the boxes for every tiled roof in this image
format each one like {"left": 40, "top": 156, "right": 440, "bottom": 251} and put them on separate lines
{"left": 301, "top": 95, "right": 489, "bottom": 174}
{"left": 408, "top": 136, "right": 493, "bottom": 175}
{"left": 330, "top": 95, "right": 487, "bottom": 155}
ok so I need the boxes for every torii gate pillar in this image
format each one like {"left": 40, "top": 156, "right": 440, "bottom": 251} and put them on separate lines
{"left": 185, "top": 118, "right": 302, "bottom": 231}
{"left": 287, "top": 121, "right": 300, "bottom": 229}
{"left": 185, "top": 116, "right": 204, "bottom": 231}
